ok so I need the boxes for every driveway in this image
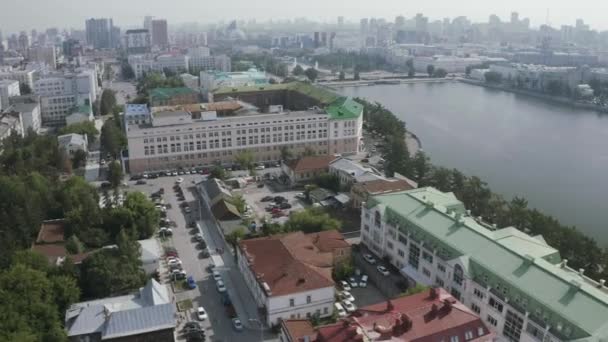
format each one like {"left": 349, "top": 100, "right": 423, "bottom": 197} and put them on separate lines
{"left": 352, "top": 248, "right": 404, "bottom": 298}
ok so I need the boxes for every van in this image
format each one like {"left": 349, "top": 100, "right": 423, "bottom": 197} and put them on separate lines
{"left": 359, "top": 275, "right": 368, "bottom": 288}
{"left": 334, "top": 303, "right": 347, "bottom": 318}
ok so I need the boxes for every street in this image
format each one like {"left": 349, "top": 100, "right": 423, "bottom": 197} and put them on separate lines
{"left": 127, "top": 174, "right": 277, "bottom": 342}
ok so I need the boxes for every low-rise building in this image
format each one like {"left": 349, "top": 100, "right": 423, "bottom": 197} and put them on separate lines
{"left": 180, "top": 73, "right": 199, "bottom": 89}
{"left": 6, "top": 95, "right": 42, "bottom": 133}
{"left": 58, "top": 133, "right": 88, "bottom": 156}
{"left": 197, "top": 178, "right": 241, "bottom": 221}
{"left": 148, "top": 87, "right": 200, "bottom": 107}
{"left": 65, "top": 279, "right": 176, "bottom": 342}
{"left": 200, "top": 68, "right": 268, "bottom": 92}
{"left": 237, "top": 230, "right": 350, "bottom": 325}
{"left": 414, "top": 55, "right": 483, "bottom": 73}
{"left": 361, "top": 187, "right": 608, "bottom": 342}
{"left": 350, "top": 174, "right": 416, "bottom": 209}
{"left": 0, "top": 79, "right": 20, "bottom": 110}
{"left": 0, "top": 67, "right": 38, "bottom": 89}
{"left": 0, "top": 112, "right": 24, "bottom": 140}
{"left": 329, "top": 158, "right": 382, "bottom": 188}
{"left": 282, "top": 155, "right": 338, "bottom": 186}
{"left": 124, "top": 103, "right": 151, "bottom": 126}
{"left": 31, "top": 219, "right": 90, "bottom": 265}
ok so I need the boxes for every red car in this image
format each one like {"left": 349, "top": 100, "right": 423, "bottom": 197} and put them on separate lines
{"left": 271, "top": 207, "right": 282, "bottom": 214}
{"left": 166, "top": 251, "right": 179, "bottom": 258}
{"left": 272, "top": 211, "right": 285, "bottom": 218}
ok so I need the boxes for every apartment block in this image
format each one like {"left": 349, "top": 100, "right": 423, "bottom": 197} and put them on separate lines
{"left": 360, "top": 187, "right": 608, "bottom": 342}
{"left": 0, "top": 79, "right": 20, "bottom": 110}
{"left": 125, "top": 96, "right": 362, "bottom": 174}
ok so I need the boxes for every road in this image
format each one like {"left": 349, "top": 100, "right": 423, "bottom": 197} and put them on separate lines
{"left": 102, "top": 64, "right": 137, "bottom": 105}
{"left": 129, "top": 174, "right": 277, "bottom": 342}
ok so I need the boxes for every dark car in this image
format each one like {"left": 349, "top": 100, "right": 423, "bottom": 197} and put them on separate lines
{"left": 182, "top": 322, "right": 201, "bottom": 332}
{"left": 261, "top": 196, "right": 274, "bottom": 202}
{"left": 274, "top": 196, "right": 287, "bottom": 203}
{"left": 100, "top": 182, "right": 112, "bottom": 189}
{"left": 279, "top": 202, "right": 292, "bottom": 209}
{"left": 130, "top": 174, "right": 143, "bottom": 181}
{"left": 257, "top": 183, "right": 264, "bottom": 188}
{"left": 135, "top": 180, "right": 147, "bottom": 185}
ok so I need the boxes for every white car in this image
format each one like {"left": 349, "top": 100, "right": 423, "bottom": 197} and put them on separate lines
{"left": 340, "top": 291, "right": 355, "bottom": 302}
{"left": 167, "top": 258, "right": 182, "bottom": 267}
{"left": 342, "top": 300, "right": 357, "bottom": 313}
{"left": 216, "top": 280, "right": 227, "bottom": 293}
{"left": 334, "top": 303, "right": 347, "bottom": 318}
{"left": 212, "top": 270, "right": 222, "bottom": 282}
{"left": 359, "top": 275, "right": 368, "bottom": 288}
{"left": 159, "top": 227, "right": 173, "bottom": 236}
{"left": 172, "top": 171, "right": 178, "bottom": 176}
{"left": 176, "top": 177, "right": 184, "bottom": 183}
{"left": 255, "top": 165, "right": 265, "bottom": 170}
{"left": 377, "top": 265, "right": 390, "bottom": 276}
{"left": 363, "top": 253, "right": 377, "bottom": 264}
{"left": 197, "top": 306, "right": 208, "bottom": 321}
{"left": 348, "top": 277, "right": 359, "bottom": 288}
{"left": 339, "top": 280, "right": 351, "bottom": 291}
{"left": 295, "top": 192, "right": 305, "bottom": 200}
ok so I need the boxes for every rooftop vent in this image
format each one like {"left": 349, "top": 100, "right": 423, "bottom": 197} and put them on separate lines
{"left": 579, "top": 268, "right": 585, "bottom": 276}
{"left": 599, "top": 279, "right": 605, "bottom": 288}
{"left": 561, "top": 259, "right": 568, "bottom": 268}
{"left": 466, "top": 209, "right": 471, "bottom": 216}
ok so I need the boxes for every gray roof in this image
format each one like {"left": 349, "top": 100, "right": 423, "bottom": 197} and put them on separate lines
{"left": 58, "top": 133, "right": 87, "bottom": 148}
{"left": 102, "top": 303, "right": 175, "bottom": 340}
{"left": 138, "top": 238, "right": 161, "bottom": 264}
{"left": 200, "top": 178, "right": 232, "bottom": 204}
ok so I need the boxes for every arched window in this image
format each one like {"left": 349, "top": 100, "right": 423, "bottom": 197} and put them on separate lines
{"left": 374, "top": 211, "right": 381, "bottom": 227}
{"left": 453, "top": 264, "right": 464, "bottom": 285}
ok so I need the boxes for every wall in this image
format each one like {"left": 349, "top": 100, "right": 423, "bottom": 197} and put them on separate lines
{"left": 267, "top": 287, "right": 335, "bottom": 325}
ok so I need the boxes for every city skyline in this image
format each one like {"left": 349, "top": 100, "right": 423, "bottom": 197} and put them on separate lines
{"left": 1, "top": 0, "right": 608, "bottom": 33}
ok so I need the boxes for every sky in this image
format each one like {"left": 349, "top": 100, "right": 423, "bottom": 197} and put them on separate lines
{"left": 2, "top": 0, "right": 608, "bottom": 33}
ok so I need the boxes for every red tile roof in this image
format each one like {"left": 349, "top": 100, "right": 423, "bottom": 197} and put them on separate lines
{"left": 31, "top": 244, "right": 91, "bottom": 264}
{"left": 32, "top": 219, "right": 91, "bottom": 264}
{"left": 36, "top": 219, "right": 67, "bottom": 243}
{"left": 308, "top": 230, "right": 350, "bottom": 253}
{"left": 239, "top": 230, "right": 350, "bottom": 296}
{"left": 281, "top": 319, "right": 317, "bottom": 342}
{"left": 352, "top": 178, "right": 415, "bottom": 196}
{"left": 286, "top": 155, "right": 337, "bottom": 173}
{"left": 315, "top": 288, "right": 493, "bottom": 342}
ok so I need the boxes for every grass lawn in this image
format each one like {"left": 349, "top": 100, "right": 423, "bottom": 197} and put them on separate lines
{"left": 176, "top": 299, "right": 193, "bottom": 312}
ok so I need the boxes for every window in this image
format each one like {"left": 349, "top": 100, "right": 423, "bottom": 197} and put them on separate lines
{"left": 453, "top": 264, "right": 464, "bottom": 285}
{"left": 306, "top": 312, "right": 311, "bottom": 318}
{"left": 423, "top": 268, "right": 431, "bottom": 277}
{"left": 489, "top": 297, "right": 503, "bottom": 313}
{"left": 487, "top": 315, "right": 498, "bottom": 327}
{"left": 364, "top": 225, "right": 370, "bottom": 232}
{"left": 398, "top": 234, "right": 407, "bottom": 246}
{"left": 408, "top": 244, "right": 420, "bottom": 269}
{"left": 503, "top": 310, "right": 524, "bottom": 342}
{"left": 471, "top": 303, "right": 481, "bottom": 314}
{"left": 435, "top": 277, "right": 444, "bottom": 287}
{"left": 374, "top": 211, "right": 381, "bottom": 227}
{"left": 474, "top": 288, "right": 484, "bottom": 299}
{"left": 451, "top": 288, "right": 461, "bottom": 301}
{"left": 526, "top": 323, "right": 544, "bottom": 341}
{"left": 306, "top": 295, "right": 311, "bottom": 304}
{"left": 387, "top": 241, "right": 394, "bottom": 250}
{"left": 422, "top": 250, "right": 433, "bottom": 263}
{"left": 450, "top": 336, "right": 459, "bottom": 342}
{"left": 465, "top": 331, "right": 474, "bottom": 340}
{"left": 323, "top": 307, "right": 329, "bottom": 314}
{"left": 397, "top": 249, "right": 405, "bottom": 258}
{"left": 437, "top": 264, "right": 446, "bottom": 273}
{"left": 477, "top": 327, "right": 485, "bottom": 337}
{"left": 289, "top": 298, "right": 295, "bottom": 307}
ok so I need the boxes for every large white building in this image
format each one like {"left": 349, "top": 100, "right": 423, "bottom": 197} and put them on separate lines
{"left": 414, "top": 55, "right": 483, "bottom": 73}
{"left": 128, "top": 52, "right": 231, "bottom": 79}
{"left": 361, "top": 187, "right": 608, "bottom": 342}
{"left": 0, "top": 79, "right": 20, "bottom": 110}
{"left": 199, "top": 69, "right": 268, "bottom": 92}
{"left": 0, "top": 68, "right": 39, "bottom": 89}
{"left": 124, "top": 29, "right": 151, "bottom": 54}
{"left": 7, "top": 97, "right": 42, "bottom": 134}
{"left": 33, "top": 70, "right": 97, "bottom": 127}
{"left": 125, "top": 96, "right": 363, "bottom": 174}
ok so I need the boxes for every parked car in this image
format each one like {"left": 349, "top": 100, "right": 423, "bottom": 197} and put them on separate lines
{"left": 359, "top": 275, "right": 368, "bottom": 288}
{"left": 254, "top": 165, "right": 265, "bottom": 170}
{"left": 376, "top": 265, "right": 390, "bottom": 276}
{"left": 159, "top": 227, "right": 173, "bottom": 236}
{"left": 135, "top": 180, "right": 147, "bottom": 185}
{"left": 184, "top": 207, "right": 191, "bottom": 213}
{"left": 212, "top": 270, "right": 222, "bottom": 282}
{"left": 257, "top": 183, "right": 264, "bottom": 188}
{"left": 279, "top": 202, "right": 292, "bottom": 209}
{"left": 232, "top": 318, "right": 244, "bottom": 331}
{"left": 194, "top": 233, "right": 205, "bottom": 243}
{"left": 167, "top": 258, "right": 182, "bottom": 267}
{"left": 295, "top": 193, "right": 306, "bottom": 200}
{"left": 334, "top": 303, "right": 347, "bottom": 318}
{"left": 196, "top": 306, "right": 207, "bottom": 320}
{"left": 216, "top": 280, "right": 227, "bottom": 293}
{"left": 176, "top": 177, "right": 184, "bottom": 183}
{"left": 348, "top": 276, "right": 359, "bottom": 288}
{"left": 339, "top": 280, "right": 351, "bottom": 291}
{"left": 181, "top": 321, "right": 201, "bottom": 333}
{"left": 363, "top": 253, "right": 377, "bottom": 264}
{"left": 171, "top": 269, "right": 187, "bottom": 280}
{"left": 342, "top": 300, "right": 356, "bottom": 313}
{"left": 186, "top": 276, "right": 197, "bottom": 289}
{"left": 340, "top": 291, "right": 355, "bottom": 302}
{"left": 261, "top": 196, "right": 274, "bottom": 202}
{"left": 274, "top": 196, "right": 287, "bottom": 203}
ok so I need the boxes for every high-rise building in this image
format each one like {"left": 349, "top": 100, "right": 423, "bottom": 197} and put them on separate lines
{"left": 151, "top": 19, "right": 168, "bottom": 47}
{"left": 313, "top": 32, "right": 320, "bottom": 48}
{"left": 124, "top": 29, "right": 151, "bottom": 54}
{"left": 32, "top": 46, "right": 57, "bottom": 69}
{"left": 395, "top": 15, "right": 406, "bottom": 27}
{"left": 85, "top": 18, "right": 114, "bottom": 49}
{"left": 360, "top": 18, "right": 369, "bottom": 34}
{"left": 144, "top": 16, "right": 154, "bottom": 32}
{"left": 17, "top": 31, "right": 30, "bottom": 55}
{"left": 337, "top": 16, "right": 344, "bottom": 28}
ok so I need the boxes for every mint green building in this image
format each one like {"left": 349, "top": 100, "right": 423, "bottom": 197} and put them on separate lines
{"left": 361, "top": 187, "right": 608, "bottom": 342}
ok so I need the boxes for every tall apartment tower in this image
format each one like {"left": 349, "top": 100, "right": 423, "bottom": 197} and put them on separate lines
{"left": 151, "top": 19, "right": 168, "bottom": 47}
{"left": 85, "top": 18, "right": 114, "bottom": 49}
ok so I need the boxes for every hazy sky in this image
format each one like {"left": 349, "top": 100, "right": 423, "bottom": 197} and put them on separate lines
{"left": 2, "top": 0, "right": 608, "bottom": 33}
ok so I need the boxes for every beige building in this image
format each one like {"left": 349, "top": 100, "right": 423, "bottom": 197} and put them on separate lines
{"left": 126, "top": 97, "right": 363, "bottom": 174}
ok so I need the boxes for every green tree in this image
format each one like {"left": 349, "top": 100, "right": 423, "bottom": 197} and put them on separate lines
{"left": 269, "top": 78, "right": 277, "bottom": 84}
{"left": 406, "top": 59, "right": 415, "bottom": 77}
{"left": 304, "top": 68, "right": 318, "bottom": 82}
{"left": 65, "top": 235, "right": 84, "bottom": 254}
{"left": 235, "top": 151, "right": 255, "bottom": 173}
{"left": 121, "top": 63, "right": 135, "bottom": 80}
{"left": 72, "top": 149, "right": 88, "bottom": 169}
{"left": 546, "top": 80, "right": 563, "bottom": 96}
{"left": 484, "top": 71, "right": 502, "bottom": 84}
{"left": 100, "top": 119, "right": 126, "bottom": 158}
{"left": 433, "top": 68, "right": 448, "bottom": 78}
{"left": 50, "top": 274, "right": 81, "bottom": 314}
{"left": 11, "top": 250, "right": 50, "bottom": 273}
{"left": 280, "top": 146, "right": 293, "bottom": 161}
{"left": 411, "top": 151, "right": 431, "bottom": 183}
{"left": 225, "top": 227, "right": 246, "bottom": 246}
{"left": 401, "top": 283, "right": 429, "bottom": 296}
{"left": 354, "top": 67, "right": 360, "bottom": 81}
{"left": 332, "top": 258, "right": 354, "bottom": 280}
{"left": 230, "top": 195, "right": 247, "bottom": 214}
{"left": 19, "top": 83, "right": 32, "bottom": 94}
{"left": 338, "top": 71, "right": 345, "bottom": 81}
{"left": 208, "top": 166, "right": 228, "bottom": 180}
{"left": 314, "top": 173, "right": 341, "bottom": 192}
{"left": 108, "top": 160, "right": 123, "bottom": 188}
{"left": 121, "top": 192, "right": 160, "bottom": 239}
{"left": 59, "top": 121, "right": 99, "bottom": 144}
{"left": 426, "top": 64, "right": 435, "bottom": 77}
{"left": 284, "top": 207, "right": 340, "bottom": 233}
{"left": 100, "top": 89, "right": 117, "bottom": 115}
{"left": 384, "top": 135, "right": 410, "bottom": 177}
{"left": 292, "top": 65, "right": 304, "bottom": 76}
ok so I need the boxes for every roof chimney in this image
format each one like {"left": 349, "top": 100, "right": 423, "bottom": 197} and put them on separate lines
{"left": 442, "top": 299, "right": 453, "bottom": 313}
{"left": 561, "top": 259, "right": 568, "bottom": 268}
{"left": 430, "top": 303, "right": 439, "bottom": 316}
{"left": 430, "top": 287, "right": 439, "bottom": 299}
{"left": 579, "top": 268, "right": 585, "bottom": 276}
{"left": 599, "top": 279, "right": 605, "bottom": 288}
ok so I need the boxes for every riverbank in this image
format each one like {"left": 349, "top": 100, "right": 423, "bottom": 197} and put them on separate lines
{"left": 323, "top": 77, "right": 452, "bottom": 88}
{"left": 406, "top": 131, "right": 421, "bottom": 157}
{"left": 459, "top": 78, "right": 608, "bottom": 113}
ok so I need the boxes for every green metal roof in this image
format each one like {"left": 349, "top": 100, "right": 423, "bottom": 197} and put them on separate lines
{"left": 369, "top": 187, "right": 608, "bottom": 340}
{"left": 213, "top": 81, "right": 339, "bottom": 105}
{"left": 149, "top": 87, "right": 198, "bottom": 101}
{"left": 325, "top": 97, "right": 364, "bottom": 120}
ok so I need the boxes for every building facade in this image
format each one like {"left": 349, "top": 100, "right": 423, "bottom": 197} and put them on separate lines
{"left": 85, "top": 18, "right": 114, "bottom": 49}
{"left": 0, "top": 79, "right": 20, "bottom": 110}
{"left": 0, "top": 68, "right": 38, "bottom": 89}
{"left": 151, "top": 19, "right": 168, "bottom": 47}
{"left": 360, "top": 187, "right": 608, "bottom": 342}
{"left": 124, "top": 29, "right": 151, "bottom": 54}
{"left": 200, "top": 69, "right": 268, "bottom": 92}
{"left": 126, "top": 96, "right": 363, "bottom": 174}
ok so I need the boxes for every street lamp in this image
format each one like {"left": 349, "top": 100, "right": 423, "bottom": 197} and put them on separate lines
{"left": 248, "top": 318, "right": 264, "bottom": 341}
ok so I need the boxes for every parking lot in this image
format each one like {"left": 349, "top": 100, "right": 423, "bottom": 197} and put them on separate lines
{"left": 237, "top": 182, "right": 307, "bottom": 225}
{"left": 123, "top": 173, "right": 276, "bottom": 342}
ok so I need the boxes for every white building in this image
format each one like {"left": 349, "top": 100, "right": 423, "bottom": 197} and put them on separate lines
{"left": 414, "top": 55, "right": 483, "bottom": 73}
{"left": 329, "top": 157, "right": 382, "bottom": 187}
{"left": 0, "top": 113, "right": 24, "bottom": 141}
{"left": 236, "top": 231, "right": 348, "bottom": 325}
{"left": 155, "top": 54, "right": 189, "bottom": 74}
{"left": 0, "top": 79, "right": 20, "bottom": 110}
{"left": 199, "top": 69, "right": 268, "bottom": 92}
{"left": 360, "top": 187, "right": 608, "bottom": 342}
{"left": 126, "top": 96, "right": 363, "bottom": 174}
{"left": 58, "top": 133, "right": 88, "bottom": 156}
{"left": 180, "top": 73, "right": 199, "bottom": 89}
{"left": 7, "top": 98, "right": 42, "bottom": 133}
{"left": 124, "top": 103, "right": 151, "bottom": 126}
{"left": 0, "top": 68, "right": 38, "bottom": 89}
{"left": 124, "top": 29, "right": 151, "bottom": 54}
{"left": 32, "top": 46, "right": 57, "bottom": 69}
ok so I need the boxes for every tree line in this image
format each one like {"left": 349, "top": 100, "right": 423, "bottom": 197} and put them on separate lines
{"left": 355, "top": 97, "right": 608, "bottom": 280}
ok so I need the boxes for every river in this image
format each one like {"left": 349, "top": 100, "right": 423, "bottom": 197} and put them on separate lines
{"left": 338, "top": 82, "right": 608, "bottom": 245}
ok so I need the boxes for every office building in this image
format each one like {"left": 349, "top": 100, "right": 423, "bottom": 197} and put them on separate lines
{"left": 85, "top": 18, "right": 114, "bottom": 49}
{"left": 237, "top": 230, "right": 350, "bottom": 325}
{"left": 125, "top": 95, "right": 363, "bottom": 173}
{"left": 0, "top": 79, "right": 20, "bottom": 110}
{"left": 200, "top": 69, "right": 268, "bottom": 92}
{"left": 7, "top": 95, "right": 42, "bottom": 133}
{"left": 151, "top": 19, "right": 168, "bottom": 47}
{"left": 360, "top": 187, "right": 608, "bottom": 342}
{"left": 124, "top": 29, "right": 151, "bottom": 54}
{"left": 0, "top": 112, "right": 24, "bottom": 141}
{"left": 31, "top": 46, "right": 57, "bottom": 69}
{"left": 57, "top": 133, "right": 88, "bottom": 156}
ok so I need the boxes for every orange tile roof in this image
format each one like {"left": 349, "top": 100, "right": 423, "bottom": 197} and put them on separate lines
{"left": 308, "top": 230, "right": 350, "bottom": 253}
{"left": 286, "top": 155, "right": 337, "bottom": 173}
{"left": 239, "top": 230, "right": 349, "bottom": 296}
{"left": 352, "top": 178, "right": 415, "bottom": 196}
{"left": 31, "top": 244, "right": 91, "bottom": 264}
{"left": 281, "top": 319, "right": 317, "bottom": 342}
{"left": 36, "top": 219, "right": 67, "bottom": 244}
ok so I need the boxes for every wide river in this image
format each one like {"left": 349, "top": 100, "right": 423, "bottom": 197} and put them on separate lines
{"left": 339, "top": 82, "right": 608, "bottom": 245}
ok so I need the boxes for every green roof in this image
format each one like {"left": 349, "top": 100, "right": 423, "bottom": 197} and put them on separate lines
{"left": 72, "top": 104, "right": 92, "bottom": 114}
{"left": 149, "top": 87, "right": 198, "bottom": 101}
{"left": 213, "top": 81, "right": 339, "bottom": 105}
{"left": 325, "top": 97, "right": 363, "bottom": 120}
{"left": 369, "top": 187, "right": 608, "bottom": 340}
